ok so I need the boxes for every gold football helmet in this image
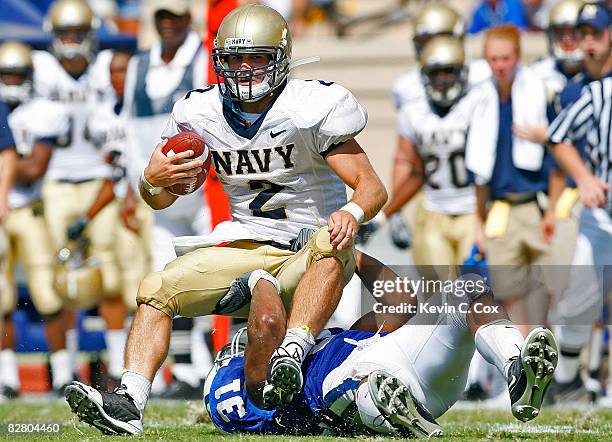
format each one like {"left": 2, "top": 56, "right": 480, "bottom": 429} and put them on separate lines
{"left": 413, "top": 3, "right": 464, "bottom": 55}
{"left": 420, "top": 37, "right": 467, "bottom": 109}
{"left": 213, "top": 5, "right": 292, "bottom": 102}
{"left": 548, "top": 0, "right": 585, "bottom": 66}
{"left": 46, "top": 0, "right": 98, "bottom": 61}
{"left": 54, "top": 238, "right": 103, "bottom": 310}
{"left": 0, "top": 41, "right": 33, "bottom": 105}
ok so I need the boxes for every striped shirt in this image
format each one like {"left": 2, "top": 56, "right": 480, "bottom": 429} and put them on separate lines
{"left": 548, "top": 77, "right": 612, "bottom": 189}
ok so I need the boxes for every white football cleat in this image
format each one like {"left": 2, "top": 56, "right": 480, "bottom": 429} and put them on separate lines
{"left": 508, "top": 327, "right": 558, "bottom": 422}
{"left": 367, "top": 370, "right": 443, "bottom": 438}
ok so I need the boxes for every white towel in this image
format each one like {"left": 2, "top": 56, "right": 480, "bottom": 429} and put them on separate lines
{"left": 466, "top": 66, "right": 547, "bottom": 185}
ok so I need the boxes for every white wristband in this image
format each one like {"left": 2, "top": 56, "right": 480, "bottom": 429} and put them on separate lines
{"left": 340, "top": 202, "right": 365, "bottom": 223}
{"left": 141, "top": 171, "right": 162, "bottom": 196}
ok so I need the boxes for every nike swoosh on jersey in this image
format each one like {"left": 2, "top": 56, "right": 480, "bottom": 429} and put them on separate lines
{"left": 270, "top": 129, "right": 287, "bottom": 138}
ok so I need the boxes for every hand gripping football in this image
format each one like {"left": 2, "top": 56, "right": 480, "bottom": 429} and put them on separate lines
{"left": 161, "top": 131, "right": 211, "bottom": 196}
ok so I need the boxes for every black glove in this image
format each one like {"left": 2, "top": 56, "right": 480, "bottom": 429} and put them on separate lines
{"left": 67, "top": 216, "right": 89, "bottom": 241}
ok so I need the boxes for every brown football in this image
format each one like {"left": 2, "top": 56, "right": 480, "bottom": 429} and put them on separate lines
{"left": 161, "top": 131, "right": 210, "bottom": 196}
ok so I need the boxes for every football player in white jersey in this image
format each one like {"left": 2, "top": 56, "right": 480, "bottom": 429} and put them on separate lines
{"left": 389, "top": 37, "right": 478, "bottom": 278}
{"left": 34, "top": 0, "right": 124, "bottom": 379}
{"left": 65, "top": 5, "right": 387, "bottom": 435}
{"left": 121, "top": 0, "right": 214, "bottom": 399}
{"left": 0, "top": 41, "right": 76, "bottom": 397}
{"left": 68, "top": 49, "right": 153, "bottom": 385}
{"left": 359, "top": 2, "right": 490, "bottom": 248}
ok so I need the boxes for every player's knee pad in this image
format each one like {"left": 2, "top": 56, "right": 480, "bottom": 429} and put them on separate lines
{"left": 136, "top": 271, "right": 175, "bottom": 317}
{"left": 355, "top": 379, "right": 396, "bottom": 434}
{"left": 309, "top": 228, "right": 356, "bottom": 285}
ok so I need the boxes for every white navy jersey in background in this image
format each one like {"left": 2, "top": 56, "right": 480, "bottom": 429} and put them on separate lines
{"left": 32, "top": 49, "right": 114, "bottom": 182}
{"left": 396, "top": 90, "right": 479, "bottom": 215}
{"left": 162, "top": 79, "right": 368, "bottom": 245}
{"left": 7, "top": 98, "right": 70, "bottom": 208}
{"left": 86, "top": 102, "right": 130, "bottom": 198}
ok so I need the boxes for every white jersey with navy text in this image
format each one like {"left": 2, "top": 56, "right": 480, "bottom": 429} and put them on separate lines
{"left": 32, "top": 50, "right": 114, "bottom": 182}
{"left": 162, "top": 79, "right": 367, "bottom": 245}
{"left": 86, "top": 103, "right": 130, "bottom": 198}
{"left": 397, "top": 91, "right": 478, "bottom": 215}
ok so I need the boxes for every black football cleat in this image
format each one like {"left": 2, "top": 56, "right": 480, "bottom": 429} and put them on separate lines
{"left": 65, "top": 381, "right": 143, "bottom": 435}
{"left": 367, "top": 370, "right": 443, "bottom": 438}
{"left": 508, "top": 327, "right": 558, "bottom": 422}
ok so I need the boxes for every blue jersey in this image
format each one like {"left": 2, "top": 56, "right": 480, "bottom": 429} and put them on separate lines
{"left": 206, "top": 328, "right": 378, "bottom": 435}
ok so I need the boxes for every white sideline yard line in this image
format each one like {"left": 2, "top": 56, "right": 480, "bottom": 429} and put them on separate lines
{"left": 489, "top": 423, "right": 600, "bottom": 435}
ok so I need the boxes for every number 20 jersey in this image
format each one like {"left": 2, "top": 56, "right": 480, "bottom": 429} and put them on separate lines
{"left": 162, "top": 80, "right": 368, "bottom": 245}
{"left": 397, "top": 91, "right": 478, "bottom": 215}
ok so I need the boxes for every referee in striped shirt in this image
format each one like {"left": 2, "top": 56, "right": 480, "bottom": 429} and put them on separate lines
{"left": 545, "top": 1, "right": 611, "bottom": 405}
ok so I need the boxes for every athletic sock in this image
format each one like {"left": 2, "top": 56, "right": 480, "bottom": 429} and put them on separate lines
{"left": 554, "top": 349, "right": 581, "bottom": 383}
{"left": 105, "top": 329, "right": 127, "bottom": 379}
{"left": 66, "top": 328, "right": 79, "bottom": 376}
{"left": 474, "top": 319, "right": 523, "bottom": 380}
{"left": 121, "top": 370, "right": 151, "bottom": 412}
{"left": 50, "top": 349, "right": 73, "bottom": 389}
{"left": 272, "top": 327, "right": 316, "bottom": 366}
{"left": 0, "top": 349, "right": 20, "bottom": 390}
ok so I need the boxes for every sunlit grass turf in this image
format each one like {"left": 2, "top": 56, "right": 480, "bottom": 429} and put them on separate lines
{"left": 1, "top": 399, "right": 610, "bottom": 441}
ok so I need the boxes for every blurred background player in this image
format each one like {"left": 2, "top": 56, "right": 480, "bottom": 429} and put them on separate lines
{"left": 361, "top": 2, "right": 490, "bottom": 249}
{"left": 525, "top": 0, "right": 585, "bottom": 300}
{"left": 71, "top": 48, "right": 153, "bottom": 385}
{"left": 0, "top": 41, "right": 76, "bottom": 397}
{"left": 34, "top": 0, "right": 125, "bottom": 382}
{"left": 546, "top": 1, "right": 612, "bottom": 405}
{"left": 122, "top": 0, "right": 213, "bottom": 398}
{"left": 0, "top": 76, "right": 17, "bottom": 401}
{"left": 467, "top": 25, "right": 550, "bottom": 336}
{"left": 390, "top": 37, "right": 477, "bottom": 282}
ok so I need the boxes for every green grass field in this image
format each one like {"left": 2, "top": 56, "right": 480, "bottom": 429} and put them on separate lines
{"left": 1, "top": 399, "right": 611, "bottom": 441}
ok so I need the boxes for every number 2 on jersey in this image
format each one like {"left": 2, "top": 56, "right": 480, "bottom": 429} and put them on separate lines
{"left": 248, "top": 179, "right": 287, "bottom": 220}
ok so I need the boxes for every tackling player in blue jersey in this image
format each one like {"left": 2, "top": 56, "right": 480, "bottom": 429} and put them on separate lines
{"left": 203, "top": 239, "right": 559, "bottom": 437}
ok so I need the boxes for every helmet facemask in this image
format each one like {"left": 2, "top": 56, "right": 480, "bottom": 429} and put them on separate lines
{"left": 548, "top": 25, "right": 583, "bottom": 70}
{"left": 421, "top": 64, "right": 467, "bottom": 109}
{"left": 213, "top": 45, "right": 290, "bottom": 102}
{"left": 52, "top": 26, "right": 96, "bottom": 62}
{"left": 0, "top": 68, "right": 33, "bottom": 106}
